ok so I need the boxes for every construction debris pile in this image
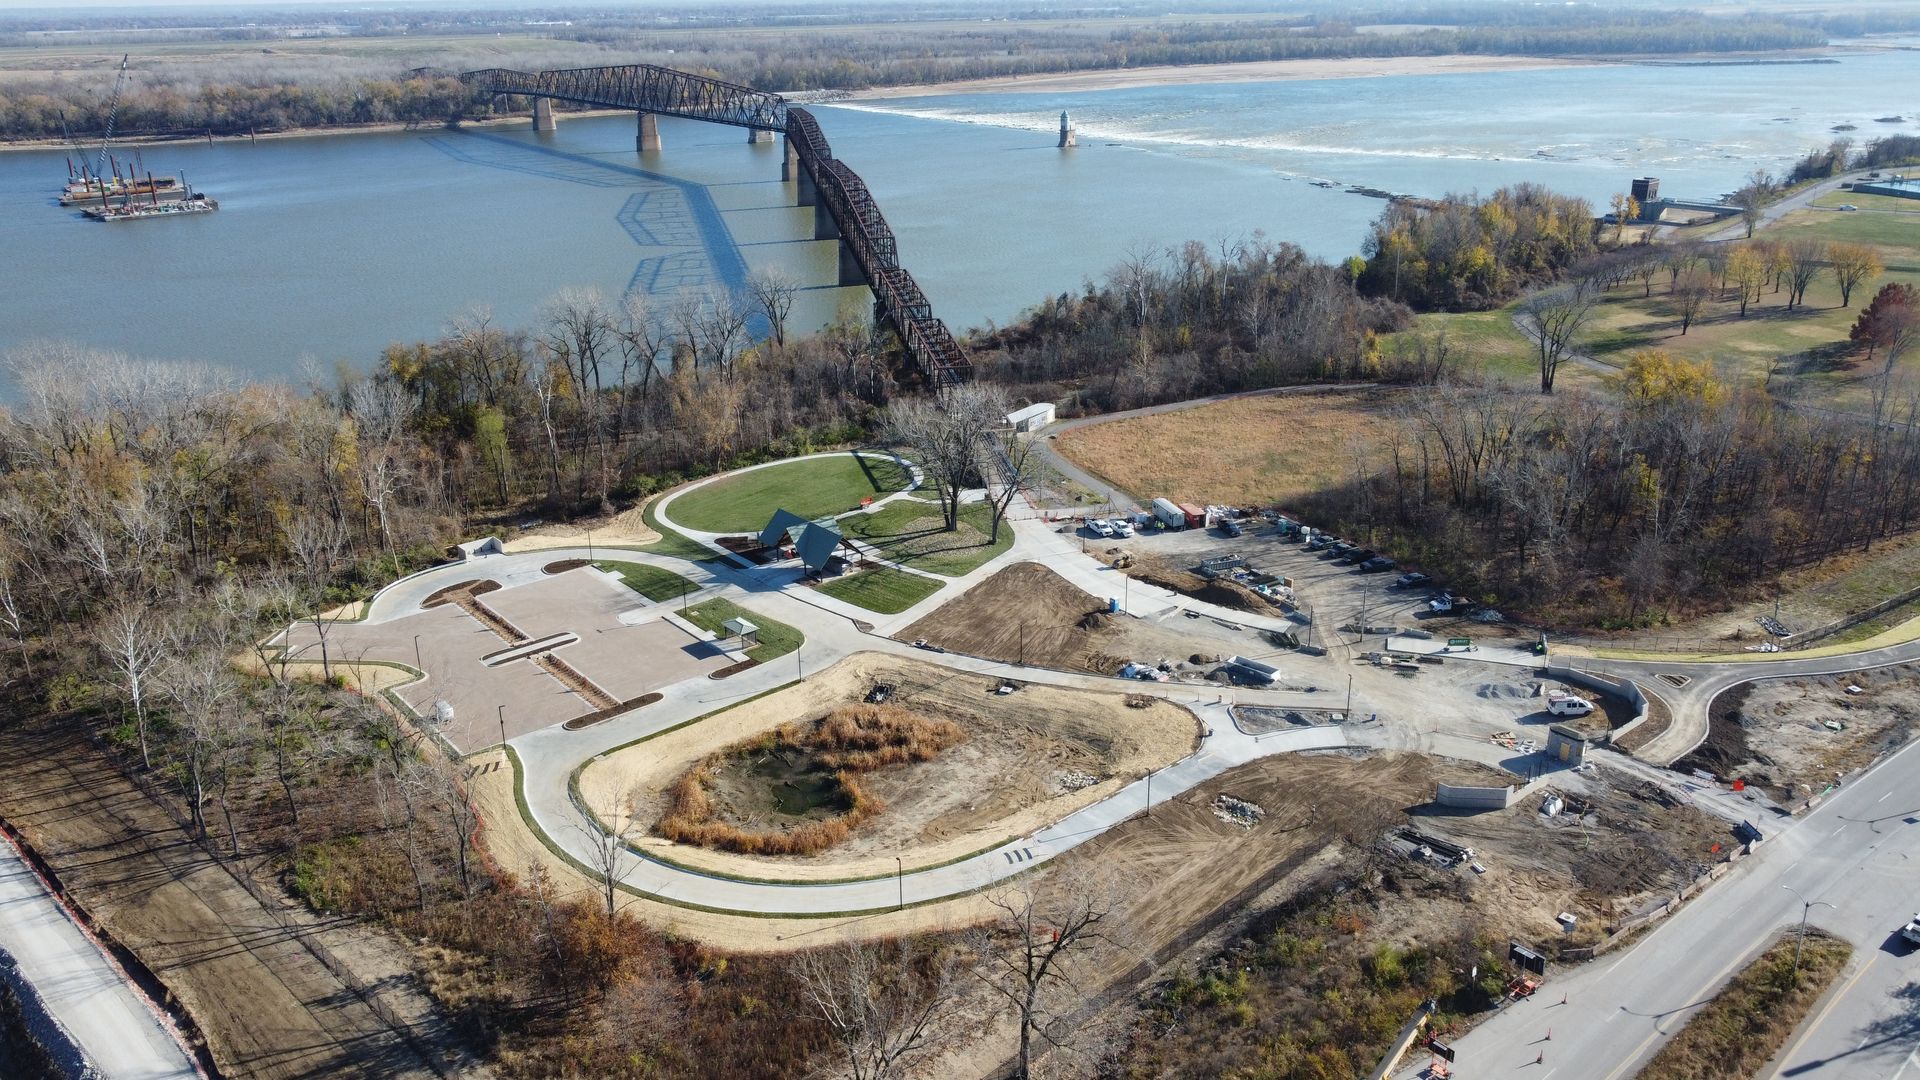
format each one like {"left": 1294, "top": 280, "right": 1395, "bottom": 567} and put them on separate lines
{"left": 1212, "top": 794, "right": 1266, "bottom": 828}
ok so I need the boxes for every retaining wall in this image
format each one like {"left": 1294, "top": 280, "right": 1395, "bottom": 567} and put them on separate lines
{"left": 1545, "top": 664, "right": 1652, "bottom": 746}
{"left": 1434, "top": 783, "right": 1517, "bottom": 810}
{"left": 1782, "top": 580, "right": 1920, "bottom": 650}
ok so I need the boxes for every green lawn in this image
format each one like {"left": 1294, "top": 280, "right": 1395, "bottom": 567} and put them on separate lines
{"left": 666, "top": 452, "right": 912, "bottom": 533}
{"left": 814, "top": 567, "right": 943, "bottom": 614}
{"left": 596, "top": 560, "right": 699, "bottom": 603}
{"left": 681, "top": 599, "right": 803, "bottom": 663}
{"left": 839, "top": 500, "right": 1014, "bottom": 577}
{"left": 639, "top": 495, "right": 720, "bottom": 561}
{"left": 1810, "top": 190, "right": 1920, "bottom": 213}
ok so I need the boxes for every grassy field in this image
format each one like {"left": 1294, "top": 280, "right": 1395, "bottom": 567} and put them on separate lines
{"left": 838, "top": 500, "right": 1013, "bottom": 577}
{"left": 667, "top": 453, "right": 912, "bottom": 534}
{"left": 1811, "top": 190, "right": 1920, "bottom": 212}
{"left": 1051, "top": 389, "right": 1407, "bottom": 508}
{"left": 639, "top": 495, "right": 720, "bottom": 561}
{"left": 1637, "top": 932, "right": 1851, "bottom": 1080}
{"left": 595, "top": 560, "right": 698, "bottom": 603}
{"left": 681, "top": 599, "right": 803, "bottom": 664}
{"left": 814, "top": 567, "right": 944, "bottom": 614}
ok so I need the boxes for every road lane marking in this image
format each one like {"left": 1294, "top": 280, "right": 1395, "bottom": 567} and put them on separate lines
{"left": 1777, "top": 954, "right": 1877, "bottom": 1072}
{"left": 1599, "top": 943, "right": 1764, "bottom": 1080}
{"left": 1881, "top": 791, "right": 1893, "bottom": 803}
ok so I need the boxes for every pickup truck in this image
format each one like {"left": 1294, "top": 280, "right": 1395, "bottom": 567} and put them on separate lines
{"left": 1902, "top": 914, "right": 1920, "bottom": 948}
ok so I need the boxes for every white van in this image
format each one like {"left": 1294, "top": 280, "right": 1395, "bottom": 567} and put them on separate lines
{"left": 1546, "top": 693, "right": 1594, "bottom": 717}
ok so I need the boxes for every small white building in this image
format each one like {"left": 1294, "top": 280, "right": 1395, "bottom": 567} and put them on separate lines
{"left": 1005, "top": 402, "right": 1056, "bottom": 433}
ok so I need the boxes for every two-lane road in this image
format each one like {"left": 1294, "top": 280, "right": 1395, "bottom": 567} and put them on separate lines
{"left": 1410, "top": 737, "right": 1920, "bottom": 1080}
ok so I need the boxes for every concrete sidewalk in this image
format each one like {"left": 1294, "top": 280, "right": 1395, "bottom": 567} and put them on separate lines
{"left": 0, "top": 833, "right": 198, "bottom": 1080}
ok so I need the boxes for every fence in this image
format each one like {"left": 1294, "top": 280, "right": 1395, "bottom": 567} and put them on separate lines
{"left": 1559, "top": 842, "right": 1750, "bottom": 962}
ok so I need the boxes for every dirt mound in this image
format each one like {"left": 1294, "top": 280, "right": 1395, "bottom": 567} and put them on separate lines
{"left": 421, "top": 579, "right": 499, "bottom": 608}
{"left": 542, "top": 558, "right": 589, "bottom": 575}
{"left": 899, "top": 562, "right": 1117, "bottom": 671}
{"left": 1125, "top": 554, "right": 1271, "bottom": 615}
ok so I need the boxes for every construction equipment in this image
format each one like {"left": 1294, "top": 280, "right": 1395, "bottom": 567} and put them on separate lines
{"left": 94, "top": 55, "right": 132, "bottom": 180}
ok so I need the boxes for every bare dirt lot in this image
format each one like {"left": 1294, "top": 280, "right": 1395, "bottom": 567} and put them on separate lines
{"left": 577, "top": 652, "right": 1201, "bottom": 881}
{"left": 1050, "top": 388, "right": 1406, "bottom": 508}
{"left": 1678, "top": 666, "right": 1920, "bottom": 801}
{"left": 895, "top": 561, "right": 1231, "bottom": 676}
{"left": 0, "top": 710, "right": 448, "bottom": 1079}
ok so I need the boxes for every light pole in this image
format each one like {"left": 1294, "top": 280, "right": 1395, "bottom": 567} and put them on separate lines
{"left": 497, "top": 704, "right": 508, "bottom": 752}
{"left": 412, "top": 633, "right": 421, "bottom": 673}
{"left": 1145, "top": 769, "right": 1153, "bottom": 818}
{"left": 1780, "top": 884, "right": 1833, "bottom": 972}
{"left": 1346, "top": 674, "right": 1354, "bottom": 719}
{"left": 587, "top": 529, "right": 594, "bottom": 564}
{"left": 896, "top": 856, "right": 904, "bottom": 911}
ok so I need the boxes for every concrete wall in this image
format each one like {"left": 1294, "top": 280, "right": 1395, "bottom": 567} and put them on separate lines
{"left": 1435, "top": 783, "right": 1516, "bottom": 810}
{"left": 1545, "top": 664, "right": 1651, "bottom": 746}
{"left": 1783, "top": 580, "right": 1920, "bottom": 649}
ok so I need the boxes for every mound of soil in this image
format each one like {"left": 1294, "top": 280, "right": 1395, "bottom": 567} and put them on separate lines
{"left": 899, "top": 562, "right": 1118, "bottom": 671}
{"left": 1125, "top": 555, "right": 1272, "bottom": 615}
{"left": 542, "top": 559, "right": 589, "bottom": 575}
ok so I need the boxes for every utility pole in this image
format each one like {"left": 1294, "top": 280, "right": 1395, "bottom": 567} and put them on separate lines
{"left": 497, "top": 704, "right": 508, "bottom": 751}
{"left": 1347, "top": 674, "right": 1354, "bottom": 718}
{"left": 896, "top": 856, "right": 904, "bottom": 911}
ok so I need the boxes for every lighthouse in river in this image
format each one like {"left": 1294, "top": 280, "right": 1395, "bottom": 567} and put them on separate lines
{"left": 1058, "top": 110, "right": 1076, "bottom": 148}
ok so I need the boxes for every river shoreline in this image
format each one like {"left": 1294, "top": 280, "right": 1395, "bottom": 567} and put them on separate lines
{"left": 0, "top": 107, "right": 635, "bottom": 155}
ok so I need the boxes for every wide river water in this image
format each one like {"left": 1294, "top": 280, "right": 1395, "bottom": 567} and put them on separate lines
{"left": 2, "top": 49, "right": 1914, "bottom": 391}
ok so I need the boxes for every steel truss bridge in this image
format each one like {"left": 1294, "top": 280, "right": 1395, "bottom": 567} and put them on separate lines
{"left": 462, "top": 65, "right": 971, "bottom": 387}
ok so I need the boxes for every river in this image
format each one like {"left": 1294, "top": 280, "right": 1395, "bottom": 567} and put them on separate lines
{"left": 1, "top": 49, "right": 1913, "bottom": 393}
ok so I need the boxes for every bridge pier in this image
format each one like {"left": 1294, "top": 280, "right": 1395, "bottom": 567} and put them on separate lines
{"left": 782, "top": 137, "right": 801, "bottom": 182}
{"left": 839, "top": 243, "right": 866, "bottom": 288}
{"left": 747, "top": 128, "right": 774, "bottom": 144}
{"left": 636, "top": 111, "right": 661, "bottom": 153}
{"left": 532, "top": 98, "right": 556, "bottom": 132}
{"left": 813, "top": 200, "right": 841, "bottom": 242}
{"left": 795, "top": 167, "right": 818, "bottom": 207}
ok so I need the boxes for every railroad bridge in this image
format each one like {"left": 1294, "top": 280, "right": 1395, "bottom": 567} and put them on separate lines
{"left": 461, "top": 64, "right": 970, "bottom": 387}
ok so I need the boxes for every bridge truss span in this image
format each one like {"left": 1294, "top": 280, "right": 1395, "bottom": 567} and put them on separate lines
{"left": 460, "top": 70, "right": 970, "bottom": 388}
{"left": 463, "top": 65, "right": 786, "bottom": 130}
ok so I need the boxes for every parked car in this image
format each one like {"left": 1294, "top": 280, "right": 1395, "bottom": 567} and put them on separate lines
{"left": 1838, "top": 203, "right": 1859, "bottom": 212}
{"left": 1110, "top": 518, "right": 1134, "bottom": 538}
{"left": 1428, "top": 593, "right": 1455, "bottom": 613}
{"left": 1219, "top": 519, "right": 1244, "bottom": 538}
{"left": 1306, "top": 535, "right": 1334, "bottom": 552}
{"left": 1393, "top": 571, "right": 1430, "bottom": 589}
{"left": 1087, "top": 519, "right": 1115, "bottom": 538}
{"left": 1360, "top": 556, "right": 1397, "bottom": 572}
{"left": 1326, "top": 542, "right": 1354, "bottom": 558}
{"left": 1343, "top": 549, "right": 1376, "bottom": 565}
{"left": 1900, "top": 914, "right": 1920, "bottom": 948}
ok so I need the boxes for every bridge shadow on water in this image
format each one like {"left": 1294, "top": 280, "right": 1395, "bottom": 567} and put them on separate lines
{"left": 422, "top": 129, "right": 759, "bottom": 312}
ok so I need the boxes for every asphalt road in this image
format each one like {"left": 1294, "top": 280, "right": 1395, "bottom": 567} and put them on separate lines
{"left": 1405, "top": 736, "right": 1920, "bottom": 1080}
{"left": 0, "top": 833, "right": 199, "bottom": 1079}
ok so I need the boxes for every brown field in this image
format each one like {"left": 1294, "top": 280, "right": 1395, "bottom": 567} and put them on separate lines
{"left": 1051, "top": 389, "right": 1407, "bottom": 508}
{"left": 577, "top": 652, "right": 1199, "bottom": 881}
{"left": 0, "top": 710, "right": 451, "bottom": 1079}
{"left": 1679, "top": 666, "right": 1919, "bottom": 801}
{"left": 1638, "top": 931, "right": 1851, "bottom": 1080}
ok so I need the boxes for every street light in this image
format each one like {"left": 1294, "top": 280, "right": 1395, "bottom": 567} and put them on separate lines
{"left": 1780, "top": 884, "right": 1834, "bottom": 971}
{"left": 412, "top": 633, "right": 422, "bottom": 673}
{"left": 497, "top": 703, "right": 508, "bottom": 752}
{"left": 1346, "top": 674, "right": 1354, "bottom": 719}
{"left": 896, "top": 856, "right": 904, "bottom": 911}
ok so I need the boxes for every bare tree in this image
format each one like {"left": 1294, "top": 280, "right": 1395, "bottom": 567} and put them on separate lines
{"left": 1519, "top": 278, "right": 1599, "bottom": 394}
{"left": 1673, "top": 270, "right": 1713, "bottom": 335}
{"left": 96, "top": 601, "right": 175, "bottom": 769}
{"left": 576, "top": 789, "right": 642, "bottom": 921}
{"left": 162, "top": 648, "right": 242, "bottom": 843}
{"left": 885, "top": 387, "right": 1004, "bottom": 533}
{"left": 285, "top": 513, "right": 348, "bottom": 680}
{"left": 977, "top": 873, "right": 1116, "bottom": 1080}
{"left": 748, "top": 268, "right": 799, "bottom": 351}
{"left": 428, "top": 754, "right": 484, "bottom": 904}
{"left": 794, "top": 940, "right": 961, "bottom": 1080}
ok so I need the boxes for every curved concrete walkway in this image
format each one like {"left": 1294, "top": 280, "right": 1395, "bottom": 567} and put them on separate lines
{"left": 319, "top": 453, "right": 1920, "bottom": 918}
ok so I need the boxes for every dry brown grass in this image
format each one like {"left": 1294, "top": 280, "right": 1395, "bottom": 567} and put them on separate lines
{"left": 653, "top": 704, "right": 964, "bottom": 857}
{"left": 1052, "top": 389, "right": 1406, "bottom": 508}
{"left": 1637, "top": 931, "right": 1851, "bottom": 1080}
